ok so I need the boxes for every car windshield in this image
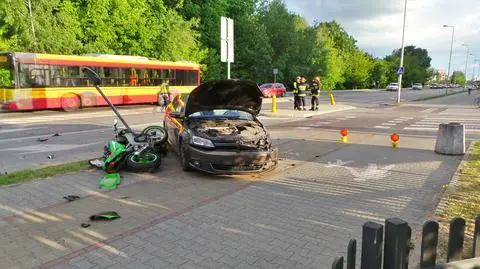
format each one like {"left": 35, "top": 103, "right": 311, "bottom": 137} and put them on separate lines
{"left": 189, "top": 109, "right": 254, "bottom": 120}
{"left": 389, "top": 83, "right": 398, "bottom": 86}
{"left": 260, "top": 84, "right": 273, "bottom": 88}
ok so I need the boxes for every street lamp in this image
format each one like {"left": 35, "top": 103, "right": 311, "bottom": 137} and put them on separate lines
{"left": 396, "top": 0, "right": 408, "bottom": 104}
{"left": 471, "top": 55, "right": 477, "bottom": 82}
{"left": 443, "top": 25, "right": 455, "bottom": 94}
{"left": 462, "top": 43, "right": 469, "bottom": 87}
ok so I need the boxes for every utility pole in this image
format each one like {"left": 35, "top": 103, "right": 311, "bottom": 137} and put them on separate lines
{"left": 462, "top": 44, "right": 469, "bottom": 87}
{"left": 443, "top": 25, "right": 455, "bottom": 94}
{"left": 471, "top": 55, "right": 477, "bottom": 82}
{"left": 397, "top": 0, "right": 408, "bottom": 104}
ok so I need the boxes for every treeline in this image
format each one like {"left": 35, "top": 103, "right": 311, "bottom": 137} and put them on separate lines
{"left": 0, "top": 0, "right": 432, "bottom": 89}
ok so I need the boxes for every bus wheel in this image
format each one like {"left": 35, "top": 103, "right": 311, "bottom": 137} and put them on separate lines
{"left": 61, "top": 94, "right": 81, "bottom": 112}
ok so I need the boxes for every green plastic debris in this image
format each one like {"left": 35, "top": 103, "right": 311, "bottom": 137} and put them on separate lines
{"left": 89, "top": 211, "right": 121, "bottom": 221}
{"left": 99, "top": 173, "right": 122, "bottom": 190}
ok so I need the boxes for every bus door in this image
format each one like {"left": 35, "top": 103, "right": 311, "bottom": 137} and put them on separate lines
{"left": 28, "top": 68, "right": 49, "bottom": 109}
{"left": 122, "top": 68, "right": 138, "bottom": 104}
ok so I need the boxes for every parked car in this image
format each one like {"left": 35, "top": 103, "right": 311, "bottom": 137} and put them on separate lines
{"left": 412, "top": 83, "right": 423, "bottom": 90}
{"left": 163, "top": 79, "right": 278, "bottom": 174}
{"left": 259, "top": 83, "right": 287, "bottom": 97}
{"left": 386, "top": 83, "right": 399, "bottom": 91}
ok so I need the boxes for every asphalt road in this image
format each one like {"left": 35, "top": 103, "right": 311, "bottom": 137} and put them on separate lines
{"left": 0, "top": 87, "right": 469, "bottom": 173}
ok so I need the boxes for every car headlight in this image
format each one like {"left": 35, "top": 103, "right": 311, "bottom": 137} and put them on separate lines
{"left": 190, "top": 136, "right": 215, "bottom": 149}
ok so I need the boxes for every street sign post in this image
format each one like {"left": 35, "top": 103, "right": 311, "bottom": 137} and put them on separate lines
{"left": 273, "top": 68, "right": 278, "bottom": 83}
{"left": 220, "top": 17, "right": 234, "bottom": 79}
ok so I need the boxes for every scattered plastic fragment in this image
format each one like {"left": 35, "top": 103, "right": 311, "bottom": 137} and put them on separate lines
{"left": 89, "top": 211, "right": 120, "bottom": 221}
{"left": 99, "top": 173, "right": 121, "bottom": 190}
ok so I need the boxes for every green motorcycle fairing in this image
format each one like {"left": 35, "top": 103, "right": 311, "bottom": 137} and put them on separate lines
{"left": 103, "top": 140, "right": 127, "bottom": 171}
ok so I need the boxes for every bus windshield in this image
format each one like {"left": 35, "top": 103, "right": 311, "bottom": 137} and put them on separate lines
{"left": 0, "top": 63, "right": 14, "bottom": 88}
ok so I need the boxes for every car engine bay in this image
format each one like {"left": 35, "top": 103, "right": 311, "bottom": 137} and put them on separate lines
{"left": 188, "top": 119, "right": 270, "bottom": 150}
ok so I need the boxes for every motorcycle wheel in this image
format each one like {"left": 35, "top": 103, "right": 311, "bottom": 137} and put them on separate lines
{"left": 125, "top": 152, "right": 162, "bottom": 172}
{"left": 141, "top": 126, "right": 168, "bottom": 145}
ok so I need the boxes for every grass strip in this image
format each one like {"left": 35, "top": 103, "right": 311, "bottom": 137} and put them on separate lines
{"left": 0, "top": 160, "right": 91, "bottom": 185}
{"left": 436, "top": 141, "right": 480, "bottom": 261}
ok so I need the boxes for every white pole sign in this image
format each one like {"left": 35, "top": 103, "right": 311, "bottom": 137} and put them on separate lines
{"left": 221, "top": 17, "right": 234, "bottom": 79}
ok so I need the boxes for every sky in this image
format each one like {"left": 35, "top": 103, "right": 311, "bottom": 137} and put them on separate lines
{"left": 284, "top": 0, "right": 480, "bottom": 78}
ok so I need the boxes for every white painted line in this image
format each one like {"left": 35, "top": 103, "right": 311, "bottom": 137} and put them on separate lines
{"left": 0, "top": 126, "right": 47, "bottom": 135}
{"left": 381, "top": 123, "right": 397, "bottom": 126}
{"left": 405, "top": 127, "right": 480, "bottom": 133}
{"left": 296, "top": 127, "right": 312, "bottom": 130}
{"left": 423, "top": 118, "right": 480, "bottom": 121}
{"left": 0, "top": 122, "right": 155, "bottom": 144}
{"left": 374, "top": 126, "right": 391, "bottom": 129}
{"left": 399, "top": 117, "right": 413, "bottom": 120}
{"left": 420, "top": 108, "right": 437, "bottom": 113}
{"left": 0, "top": 108, "right": 157, "bottom": 125}
{"left": 404, "top": 127, "right": 438, "bottom": 131}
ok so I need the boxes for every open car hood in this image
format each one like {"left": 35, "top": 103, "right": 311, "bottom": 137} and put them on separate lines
{"left": 185, "top": 80, "right": 263, "bottom": 117}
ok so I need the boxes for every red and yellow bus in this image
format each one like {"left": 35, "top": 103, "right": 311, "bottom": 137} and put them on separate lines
{"left": 0, "top": 52, "right": 201, "bottom": 111}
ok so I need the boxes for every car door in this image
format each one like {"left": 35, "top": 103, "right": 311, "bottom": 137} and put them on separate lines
{"left": 164, "top": 97, "right": 185, "bottom": 153}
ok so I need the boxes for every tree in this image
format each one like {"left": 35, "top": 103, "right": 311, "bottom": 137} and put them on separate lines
{"left": 343, "top": 51, "right": 374, "bottom": 89}
{"left": 384, "top": 45, "right": 431, "bottom": 87}
{"left": 0, "top": 0, "right": 81, "bottom": 53}
{"left": 451, "top": 71, "right": 465, "bottom": 85}
{"left": 371, "top": 60, "right": 390, "bottom": 88}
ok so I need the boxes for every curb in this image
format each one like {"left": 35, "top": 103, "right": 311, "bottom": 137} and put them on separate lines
{"left": 410, "top": 89, "right": 467, "bottom": 102}
{"left": 434, "top": 141, "right": 475, "bottom": 217}
{"left": 259, "top": 106, "right": 356, "bottom": 118}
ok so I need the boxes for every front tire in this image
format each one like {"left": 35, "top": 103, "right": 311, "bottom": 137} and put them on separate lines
{"left": 180, "top": 142, "right": 192, "bottom": 172}
{"left": 126, "top": 152, "right": 161, "bottom": 172}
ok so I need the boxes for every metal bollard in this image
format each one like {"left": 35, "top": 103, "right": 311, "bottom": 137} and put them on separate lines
{"left": 329, "top": 92, "right": 336, "bottom": 105}
{"left": 271, "top": 94, "right": 277, "bottom": 112}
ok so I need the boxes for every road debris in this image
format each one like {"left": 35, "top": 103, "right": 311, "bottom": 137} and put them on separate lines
{"left": 37, "top": 133, "right": 61, "bottom": 142}
{"left": 63, "top": 195, "right": 81, "bottom": 202}
{"left": 81, "top": 223, "right": 91, "bottom": 228}
{"left": 89, "top": 211, "right": 120, "bottom": 221}
{"left": 47, "top": 155, "right": 55, "bottom": 159}
{"left": 99, "top": 173, "right": 122, "bottom": 190}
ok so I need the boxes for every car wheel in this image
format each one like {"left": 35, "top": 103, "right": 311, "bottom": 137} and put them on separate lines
{"left": 180, "top": 141, "right": 192, "bottom": 172}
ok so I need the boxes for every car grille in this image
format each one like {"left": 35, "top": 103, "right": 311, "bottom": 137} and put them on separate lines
{"left": 211, "top": 163, "right": 264, "bottom": 172}
{"left": 213, "top": 142, "right": 257, "bottom": 150}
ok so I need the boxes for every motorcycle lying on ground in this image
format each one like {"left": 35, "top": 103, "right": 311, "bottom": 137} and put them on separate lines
{"left": 83, "top": 67, "right": 167, "bottom": 173}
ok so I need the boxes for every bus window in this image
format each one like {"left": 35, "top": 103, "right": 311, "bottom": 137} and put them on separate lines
{"left": 174, "top": 70, "right": 197, "bottom": 86}
{"left": 0, "top": 64, "right": 14, "bottom": 88}
{"left": 18, "top": 64, "right": 49, "bottom": 87}
{"left": 50, "top": 66, "right": 64, "bottom": 87}
{"left": 65, "top": 66, "right": 81, "bottom": 87}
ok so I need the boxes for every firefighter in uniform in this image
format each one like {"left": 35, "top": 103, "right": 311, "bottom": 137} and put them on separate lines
{"left": 292, "top": 76, "right": 300, "bottom": 110}
{"left": 297, "top": 76, "right": 308, "bottom": 111}
{"left": 310, "top": 76, "right": 321, "bottom": 111}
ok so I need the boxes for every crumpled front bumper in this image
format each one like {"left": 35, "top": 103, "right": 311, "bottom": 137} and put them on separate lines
{"left": 186, "top": 146, "right": 278, "bottom": 174}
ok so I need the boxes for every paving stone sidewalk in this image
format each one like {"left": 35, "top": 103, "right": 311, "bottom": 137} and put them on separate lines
{"left": 0, "top": 129, "right": 462, "bottom": 269}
